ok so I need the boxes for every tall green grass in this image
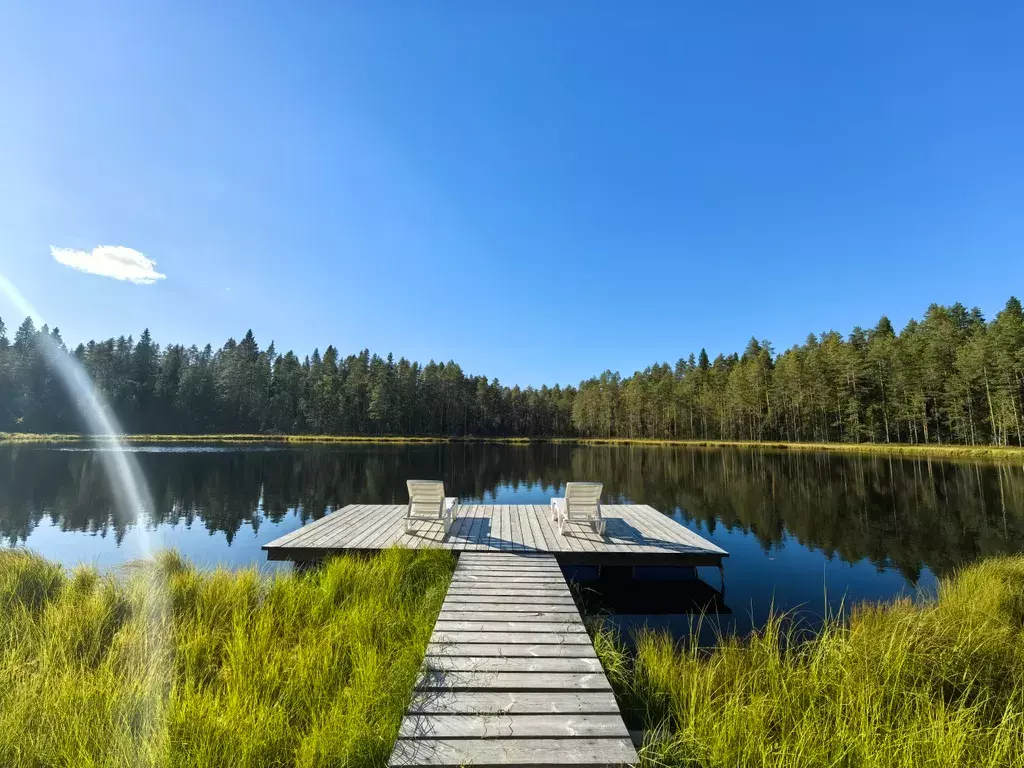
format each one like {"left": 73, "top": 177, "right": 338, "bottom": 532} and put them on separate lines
{"left": 597, "top": 555, "right": 1024, "bottom": 768}
{"left": 0, "top": 548, "right": 454, "bottom": 768}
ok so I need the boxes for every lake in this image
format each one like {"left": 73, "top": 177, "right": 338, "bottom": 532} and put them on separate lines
{"left": 3, "top": 442, "right": 1023, "bottom": 636}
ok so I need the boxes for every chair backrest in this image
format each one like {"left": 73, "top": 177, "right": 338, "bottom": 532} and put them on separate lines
{"left": 407, "top": 479, "right": 445, "bottom": 516}
{"left": 564, "top": 482, "right": 603, "bottom": 517}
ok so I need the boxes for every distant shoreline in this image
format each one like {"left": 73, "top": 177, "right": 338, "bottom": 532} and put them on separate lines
{"left": 2, "top": 432, "right": 1023, "bottom": 460}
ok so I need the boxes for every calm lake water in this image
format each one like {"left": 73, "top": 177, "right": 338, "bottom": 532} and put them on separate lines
{"left": 3, "top": 442, "right": 1023, "bottom": 636}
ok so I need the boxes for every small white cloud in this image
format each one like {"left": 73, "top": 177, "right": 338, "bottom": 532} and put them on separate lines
{"left": 50, "top": 245, "right": 167, "bottom": 285}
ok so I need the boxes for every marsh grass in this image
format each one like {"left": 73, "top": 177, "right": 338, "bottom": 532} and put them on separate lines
{"left": 0, "top": 432, "right": 459, "bottom": 445}
{"left": 0, "top": 548, "right": 454, "bottom": 768}
{"left": 2, "top": 431, "right": 1021, "bottom": 459}
{"left": 568, "top": 437, "right": 1024, "bottom": 460}
{"left": 596, "top": 555, "right": 1024, "bottom": 767}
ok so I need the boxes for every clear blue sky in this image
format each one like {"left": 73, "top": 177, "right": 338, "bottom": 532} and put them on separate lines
{"left": 1, "top": 2, "right": 1022, "bottom": 386}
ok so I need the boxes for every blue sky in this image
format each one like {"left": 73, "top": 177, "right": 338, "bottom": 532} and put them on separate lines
{"left": 1, "top": 2, "right": 1022, "bottom": 386}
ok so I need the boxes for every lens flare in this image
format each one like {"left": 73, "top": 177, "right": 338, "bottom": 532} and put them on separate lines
{"left": 0, "top": 271, "right": 156, "bottom": 540}
{"left": 1, "top": 270, "right": 168, "bottom": 747}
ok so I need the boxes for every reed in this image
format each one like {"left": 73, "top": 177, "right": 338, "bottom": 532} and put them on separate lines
{"left": 0, "top": 548, "right": 454, "bottom": 768}
{"left": 596, "top": 555, "right": 1024, "bottom": 767}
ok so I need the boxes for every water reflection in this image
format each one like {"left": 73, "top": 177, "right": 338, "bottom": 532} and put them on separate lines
{"left": 2, "top": 443, "right": 1023, "bottom": 624}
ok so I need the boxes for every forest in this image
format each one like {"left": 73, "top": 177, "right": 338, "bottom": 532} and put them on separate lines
{"left": 0, "top": 296, "right": 1022, "bottom": 446}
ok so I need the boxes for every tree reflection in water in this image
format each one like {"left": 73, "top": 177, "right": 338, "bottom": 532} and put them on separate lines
{"left": 2, "top": 443, "right": 1022, "bottom": 585}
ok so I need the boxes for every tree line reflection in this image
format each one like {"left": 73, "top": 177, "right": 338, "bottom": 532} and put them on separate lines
{"left": 1, "top": 443, "right": 1022, "bottom": 578}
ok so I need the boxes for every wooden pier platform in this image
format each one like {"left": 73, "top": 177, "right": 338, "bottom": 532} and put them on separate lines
{"left": 264, "top": 503, "right": 727, "bottom": 567}
{"left": 389, "top": 552, "right": 638, "bottom": 768}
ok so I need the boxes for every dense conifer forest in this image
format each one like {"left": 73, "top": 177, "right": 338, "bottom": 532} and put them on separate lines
{"left": 1, "top": 297, "right": 1022, "bottom": 445}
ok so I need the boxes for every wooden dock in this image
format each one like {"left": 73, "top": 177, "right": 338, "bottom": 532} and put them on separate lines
{"left": 264, "top": 503, "right": 727, "bottom": 567}
{"left": 389, "top": 552, "right": 638, "bottom": 768}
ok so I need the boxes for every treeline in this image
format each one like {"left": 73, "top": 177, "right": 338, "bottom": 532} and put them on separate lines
{"left": 0, "top": 296, "right": 1022, "bottom": 445}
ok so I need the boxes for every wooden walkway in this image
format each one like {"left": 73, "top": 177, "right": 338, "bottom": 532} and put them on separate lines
{"left": 264, "top": 503, "right": 726, "bottom": 567}
{"left": 389, "top": 552, "right": 638, "bottom": 768}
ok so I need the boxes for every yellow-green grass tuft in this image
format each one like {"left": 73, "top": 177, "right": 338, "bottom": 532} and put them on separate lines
{"left": 0, "top": 547, "right": 454, "bottom": 767}
{"left": 3, "top": 431, "right": 1023, "bottom": 459}
{"left": 597, "top": 555, "right": 1024, "bottom": 768}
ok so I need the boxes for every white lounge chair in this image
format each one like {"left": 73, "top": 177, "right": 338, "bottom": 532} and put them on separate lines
{"left": 405, "top": 480, "right": 459, "bottom": 535}
{"left": 551, "top": 482, "right": 605, "bottom": 535}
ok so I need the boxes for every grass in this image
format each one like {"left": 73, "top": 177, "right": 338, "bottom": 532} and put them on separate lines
{"left": 595, "top": 555, "right": 1024, "bottom": 768}
{"left": 572, "top": 436, "right": 1024, "bottom": 460}
{"left": 2, "top": 431, "right": 1022, "bottom": 459}
{"left": 0, "top": 548, "right": 455, "bottom": 768}
{"left": 0, "top": 432, "right": 462, "bottom": 445}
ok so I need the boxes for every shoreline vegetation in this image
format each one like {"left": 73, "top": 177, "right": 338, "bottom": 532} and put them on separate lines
{"left": 3, "top": 550, "right": 1023, "bottom": 766}
{"left": 2, "top": 296, "right": 1024, "bottom": 449}
{"left": 0, "top": 548, "right": 455, "bottom": 768}
{"left": 596, "top": 555, "right": 1024, "bottom": 767}
{"left": 3, "top": 431, "right": 1024, "bottom": 459}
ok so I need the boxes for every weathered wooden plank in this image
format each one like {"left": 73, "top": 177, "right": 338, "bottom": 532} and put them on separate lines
{"left": 345, "top": 505, "right": 402, "bottom": 549}
{"left": 448, "top": 505, "right": 474, "bottom": 552}
{"left": 489, "top": 505, "right": 501, "bottom": 552}
{"left": 528, "top": 503, "right": 557, "bottom": 552}
{"left": 460, "top": 553, "right": 559, "bottom": 561}
{"left": 445, "top": 590, "right": 572, "bottom": 599}
{"left": 431, "top": 631, "right": 591, "bottom": 645}
{"left": 449, "top": 579, "right": 568, "bottom": 588}
{"left": 263, "top": 503, "right": 360, "bottom": 549}
{"left": 455, "top": 566, "right": 564, "bottom": 574}
{"left": 398, "top": 713, "right": 628, "bottom": 739}
{"left": 318, "top": 504, "right": 397, "bottom": 550}
{"left": 454, "top": 572, "right": 565, "bottom": 580}
{"left": 464, "top": 505, "right": 487, "bottom": 551}
{"left": 417, "top": 670, "right": 610, "bottom": 691}
{"left": 271, "top": 506, "right": 356, "bottom": 549}
{"left": 433, "top": 620, "right": 587, "bottom": 633}
{"left": 422, "top": 656, "right": 604, "bottom": 673}
{"left": 456, "top": 561, "right": 561, "bottom": 569}
{"left": 532, "top": 502, "right": 566, "bottom": 553}
{"left": 442, "top": 594, "right": 577, "bottom": 606}
{"left": 438, "top": 611, "right": 579, "bottom": 622}
{"left": 442, "top": 595, "right": 574, "bottom": 604}
{"left": 452, "top": 575, "right": 567, "bottom": 584}
{"left": 546, "top": 498, "right": 585, "bottom": 555}
{"left": 425, "top": 642, "right": 598, "bottom": 658}
{"left": 456, "top": 563, "right": 563, "bottom": 571}
{"left": 406, "top": 690, "right": 620, "bottom": 715}
{"left": 389, "top": 737, "right": 637, "bottom": 766}
{"left": 529, "top": 503, "right": 554, "bottom": 553}
{"left": 508, "top": 503, "right": 524, "bottom": 552}
{"left": 455, "top": 566, "right": 562, "bottom": 574}
{"left": 443, "top": 595, "right": 573, "bottom": 604}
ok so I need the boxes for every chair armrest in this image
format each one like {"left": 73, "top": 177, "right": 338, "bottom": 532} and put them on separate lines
{"left": 444, "top": 497, "right": 459, "bottom": 518}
